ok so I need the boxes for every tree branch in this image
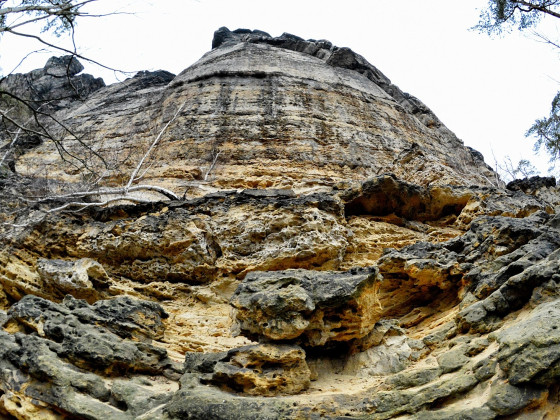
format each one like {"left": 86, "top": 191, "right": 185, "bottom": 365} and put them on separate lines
{"left": 125, "top": 100, "right": 188, "bottom": 191}
{"left": 512, "top": 0, "right": 560, "bottom": 19}
{"left": 4, "top": 29, "right": 126, "bottom": 73}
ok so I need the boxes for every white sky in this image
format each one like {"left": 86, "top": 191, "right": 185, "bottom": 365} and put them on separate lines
{"left": 3, "top": 0, "right": 560, "bottom": 178}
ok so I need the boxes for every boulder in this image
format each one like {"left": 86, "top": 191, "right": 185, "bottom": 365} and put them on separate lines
{"left": 0, "top": 55, "right": 105, "bottom": 113}
{"left": 230, "top": 267, "right": 382, "bottom": 346}
{"left": 496, "top": 300, "right": 560, "bottom": 386}
{"left": 37, "top": 258, "right": 110, "bottom": 303}
{"left": 185, "top": 344, "right": 311, "bottom": 396}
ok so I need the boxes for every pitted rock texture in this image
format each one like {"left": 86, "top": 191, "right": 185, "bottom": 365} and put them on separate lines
{"left": 36, "top": 257, "right": 111, "bottom": 303}
{"left": 1, "top": 180, "right": 559, "bottom": 419}
{"left": 184, "top": 343, "right": 311, "bottom": 396}
{"left": 230, "top": 267, "right": 381, "bottom": 346}
{"left": 0, "top": 295, "right": 180, "bottom": 419}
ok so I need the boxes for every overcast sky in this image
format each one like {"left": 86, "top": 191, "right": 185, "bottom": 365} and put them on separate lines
{"left": 3, "top": 0, "right": 560, "bottom": 178}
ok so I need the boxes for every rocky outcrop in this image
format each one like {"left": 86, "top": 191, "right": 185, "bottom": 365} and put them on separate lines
{"left": 13, "top": 28, "right": 496, "bottom": 196}
{"left": 211, "top": 27, "right": 461, "bottom": 141}
{"left": 184, "top": 343, "right": 311, "bottom": 396}
{"left": 0, "top": 56, "right": 105, "bottom": 112}
{"left": 2, "top": 28, "right": 560, "bottom": 420}
{"left": 1, "top": 173, "right": 557, "bottom": 418}
{"left": 230, "top": 267, "right": 381, "bottom": 346}
{"left": 0, "top": 294, "right": 180, "bottom": 419}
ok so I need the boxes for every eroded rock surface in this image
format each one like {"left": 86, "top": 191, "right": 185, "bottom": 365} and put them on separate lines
{"left": 0, "top": 295, "right": 179, "bottom": 419}
{"left": 1, "top": 28, "right": 560, "bottom": 420}
{"left": 230, "top": 267, "right": 381, "bottom": 346}
{"left": 184, "top": 343, "right": 311, "bottom": 396}
{"left": 14, "top": 28, "right": 496, "bottom": 197}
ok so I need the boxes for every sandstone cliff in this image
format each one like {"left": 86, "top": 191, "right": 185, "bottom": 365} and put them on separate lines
{"left": 1, "top": 28, "right": 559, "bottom": 420}
{"left": 10, "top": 27, "right": 496, "bottom": 199}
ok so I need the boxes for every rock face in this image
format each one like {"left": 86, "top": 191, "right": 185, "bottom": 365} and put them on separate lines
{"left": 12, "top": 28, "right": 495, "bottom": 197}
{"left": 230, "top": 267, "right": 381, "bottom": 346}
{"left": 1, "top": 27, "right": 560, "bottom": 419}
{"left": 1, "top": 56, "right": 105, "bottom": 112}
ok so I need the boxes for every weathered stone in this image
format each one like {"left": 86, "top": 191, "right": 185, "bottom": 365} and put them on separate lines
{"left": 6, "top": 295, "right": 174, "bottom": 374}
{"left": 388, "top": 365, "right": 442, "bottom": 390}
{"left": 15, "top": 27, "right": 497, "bottom": 199}
{"left": 345, "top": 335, "right": 412, "bottom": 376}
{"left": 110, "top": 378, "right": 175, "bottom": 418}
{"left": 411, "top": 406, "right": 496, "bottom": 420}
{"left": 473, "top": 357, "right": 497, "bottom": 381}
{"left": 0, "top": 309, "right": 6, "bottom": 327}
{"left": 371, "top": 371, "right": 480, "bottom": 418}
{"left": 1, "top": 55, "right": 105, "bottom": 112}
{"left": 486, "top": 381, "right": 547, "bottom": 416}
{"left": 1, "top": 27, "right": 560, "bottom": 420}
{"left": 458, "top": 247, "right": 560, "bottom": 334}
{"left": 423, "top": 322, "right": 457, "bottom": 348}
{"left": 507, "top": 175, "right": 556, "bottom": 193}
{"left": 0, "top": 324, "right": 177, "bottom": 420}
{"left": 496, "top": 300, "right": 560, "bottom": 386}
{"left": 342, "top": 175, "right": 472, "bottom": 221}
{"left": 37, "top": 257, "right": 110, "bottom": 303}
{"left": 436, "top": 344, "right": 470, "bottom": 373}
{"left": 15, "top": 190, "right": 348, "bottom": 285}
{"left": 194, "top": 344, "right": 311, "bottom": 396}
{"left": 230, "top": 267, "right": 382, "bottom": 346}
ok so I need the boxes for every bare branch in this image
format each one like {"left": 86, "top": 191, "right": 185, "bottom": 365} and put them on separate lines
{"left": 4, "top": 29, "right": 126, "bottom": 74}
{"left": 34, "top": 184, "right": 179, "bottom": 202}
{"left": 512, "top": 0, "right": 560, "bottom": 19}
{"left": 204, "top": 150, "right": 221, "bottom": 181}
{"left": 47, "top": 196, "right": 155, "bottom": 214}
{"left": 125, "top": 100, "right": 188, "bottom": 191}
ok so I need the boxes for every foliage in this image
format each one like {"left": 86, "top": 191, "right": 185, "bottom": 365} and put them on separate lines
{"left": 527, "top": 91, "right": 560, "bottom": 161}
{"left": 474, "top": 0, "right": 560, "bottom": 34}
{"left": 0, "top": 0, "right": 90, "bottom": 37}
{"left": 475, "top": 1, "right": 560, "bottom": 164}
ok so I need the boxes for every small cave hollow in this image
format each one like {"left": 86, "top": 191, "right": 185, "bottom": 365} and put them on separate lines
{"left": 344, "top": 191, "right": 469, "bottom": 222}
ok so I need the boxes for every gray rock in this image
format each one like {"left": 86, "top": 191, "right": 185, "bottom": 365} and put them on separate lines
{"left": 423, "top": 322, "right": 457, "bottom": 348}
{"left": 473, "top": 358, "right": 497, "bottom": 381}
{"left": 388, "top": 366, "right": 442, "bottom": 390}
{"left": 507, "top": 176, "right": 556, "bottom": 193}
{"left": 412, "top": 406, "right": 496, "bottom": 420}
{"left": 1, "top": 55, "right": 105, "bottom": 112}
{"left": 486, "top": 382, "right": 546, "bottom": 416}
{"left": 496, "top": 300, "right": 560, "bottom": 386}
{"left": 44, "top": 55, "right": 84, "bottom": 77}
{"left": 0, "top": 294, "right": 182, "bottom": 420}
{"left": 371, "top": 371, "right": 480, "bottom": 417}
{"left": 110, "top": 378, "right": 175, "bottom": 418}
{"left": 344, "top": 335, "right": 412, "bottom": 376}
{"left": 458, "top": 247, "right": 560, "bottom": 334}
{"left": 6, "top": 294, "right": 174, "bottom": 374}
{"left": 0, "top": 309, "right": 7, "bottom": 327}
{"left": 437, "top": 345, "right": 470, "bottom": 374}
{"left": 230, "top": 267, "right": 381, "bottom": 346}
